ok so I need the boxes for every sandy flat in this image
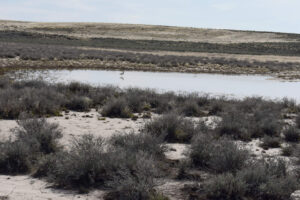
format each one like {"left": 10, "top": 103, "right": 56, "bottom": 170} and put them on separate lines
{"left": 0, "top": 175, "right": 104, "bottom": 200}
{"left": 0, "top": 109, "right": 147, "bottom": 145}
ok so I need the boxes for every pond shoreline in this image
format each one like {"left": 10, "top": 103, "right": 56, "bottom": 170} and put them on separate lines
{"left": 1, "top": 58, "right": 300, "bottom": 81}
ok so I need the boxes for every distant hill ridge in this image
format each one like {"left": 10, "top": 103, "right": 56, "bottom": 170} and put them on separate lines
{"left": 1, "top": 20, "right": 300, "bottom": 44}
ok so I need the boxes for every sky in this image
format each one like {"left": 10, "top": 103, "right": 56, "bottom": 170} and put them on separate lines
{"left": 0, "top": 0, "right": 299, "bottom": 33}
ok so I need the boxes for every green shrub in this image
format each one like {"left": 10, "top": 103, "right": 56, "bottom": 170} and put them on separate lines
{"left": 67, "top": 82, "right": 91, "bottom": 95}
{"left": 33, "top": 154, "right": 56, "bottom": 178}
{"left": 237, "top": 159, "right": 297, "bottom": 200}
{"left": 47, "top": 134, "right": 162, "bottom": 192}
{"left": 14, "top": 117, "right": 62, "bottom": 154}
{"left": 261, "top": 136, "right": 281, "bottom": 150}
{"left": 208, "top": 138, "right": 249, "bottom": 173}
{"left": 190, "top": 134, "right": 214, "bottom": 168}
{"left": 218, "top": 107, "right": 282, "bottom": 141}
{"left": 149, "top": 193, "right": 169, "bottom": 200}
{"left": 293, "top": 146, "right": 300, "bottom": 164}
{"left": 88, "top": 85, "right": 118, "bottom": 106}
{"left": 144, "top": 113, "right": 197, "bottom": 143}
{"left": 296, "top": 114, "right": 300, "bottom": 129}
{"left": 282, "top": 145, "right": 294, "bottom": 156}
{"left": 196, "top": 94, "right": 210, "bottom": 107}
{"left": 190, "top": 135, "right": 249, "bottom": 173}
{"left": 124, "top": 88, "right": 149, "bottom": 113}
{"left": 146, "top": 92, "right": 175, "bottom": 114}
{"left": 197, "top": 159, "right": 298, "bottom": 200}
{"left": 205, "top": 173, "right": 247, "bottom": 200}
{"left": 284, "top": 127, "right": 300, "bottom": 142}
{"left": 218, "top": 110, "right": 251, "bottom": 141}
{"left": 110, "top": 132, "right": 166, "bottom": 157}
{"left": 257, "top": 118, "right": 281, "bottom": 137}
{"left": 259, "top": 176, "right": 298, "bottom": 200}
{"left": 48, "top": 135, "right": 107, "bottom": 188}
{"left": 101, "top": 98, "right": 132, "bottom": 118}
{"left": 281, "top": 97, "right": 298, "bottom": 111}
{"left": 209, "top": 101, "right": 224, "bottom": 115}
{"left": 251, "top": 110, "right": 282, "bottom": 138}
{"left": 237, "top": 162, "right": 268, "bottom": 196}
{"left": 105, "top": 152, "right": 160, "bottom": 200}
{"left": 65, "top": 96, "right": 91, "bottom": 111}
{"left": 0, "top": 117, "right": 62, "bottom": 174}
{"left": 180, "top": 100, "right": 202, "bottom": 117}
{"left": 0, "top": 85, "right": 64, "bottom": 119}
{"left": 0, "top": 77, "right": 10, "bottom": 88}
{"left": 0, "top": 140, "right": 31, "bottom": 174}
{"left": 237, "top": 97, "right": 265, "bottom": 113}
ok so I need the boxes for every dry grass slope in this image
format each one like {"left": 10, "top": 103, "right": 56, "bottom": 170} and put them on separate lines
{"left": 1, "top": 20, "right": 300, "bottom": 43}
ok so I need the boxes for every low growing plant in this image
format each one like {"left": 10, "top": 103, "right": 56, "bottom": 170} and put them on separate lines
{"left": 101, "top": 97, "right": 133, "bottom": 118}
{"left": 284, "top": 127, "right": 300, "bottom": 143}
{"left": 143, "top": 113, "right": 198, "bottom": 143}
{"left": 190, "top": 134, "right": 249, "bottom": 173}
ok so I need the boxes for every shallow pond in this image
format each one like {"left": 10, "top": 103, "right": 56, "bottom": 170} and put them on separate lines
{"left": 9, "top": 69, "right": 300, "bottom": 101}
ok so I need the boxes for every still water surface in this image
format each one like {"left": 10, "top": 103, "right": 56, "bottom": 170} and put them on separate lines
{"left": 11, "top": 69, "right": 300, "bottom": 101}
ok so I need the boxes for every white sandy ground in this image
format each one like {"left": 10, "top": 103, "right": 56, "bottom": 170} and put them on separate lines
{"left": 0, "top": 175, "right": 105, "bottom": 200}
{"left": 0, "top": 109, "right": 145, "bottom": 145}
{"left": 0, "top": 111, "right": 296, "bottom": 199}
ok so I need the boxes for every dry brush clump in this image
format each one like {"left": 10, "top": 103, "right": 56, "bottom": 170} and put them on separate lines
{"left": 109, "top": 132, "right": 166, "bottom": 157}
{"left": 0, "top": 117, "right": 62, "bottom": 174}
{"left": 296, "top": 114, "right": 300, "bottom": 129}
{"left": 101, "top": 97, "right": 133, "bottom": 118}
{"left": 236, "top": 159, "right": 298, "bottom": 200}
{"left": 189, "top": 158, "right": 298, "bottom": 200}
{"left": 217, "top": 99, "right": 284, "bottom": 141}
{"left": 284, "top": 127, "right": 300, "bottom": 143}
{"left": 45, "top": 135, "right": 108, "bottom": 189}
{"left": 104, "top": 152, "right": 163, "bottom": 200}
{"left": 143, "top": 113, "right": 199, "bottom": 143}
{"left": 176, "top": 93, "right": 208, "bottom": 117}
{"left": 190, "top": 134, "right": 249, "bottom": 173}
{"left": 33, "top": 132, "right": 167, "bottom": 199}
{"left": 0, "top": 80, "right": 117, "bottom": 119}
{"left": 0, "top": 140, "right": 32, "bottom": 174}
{"left": 261, "top": 136, "right": 281, "bottom": 150}
{"left": 14, "top": 117, "right": 62, "bottom": 154}
{"left": 105, "top": 133, "right": 167, "bottom": 199}
{"left": 204, "top": 173, "right": 247, "bottom": 200}
{"left": 0, "top": 82, "right": 65, "bottom": 119}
